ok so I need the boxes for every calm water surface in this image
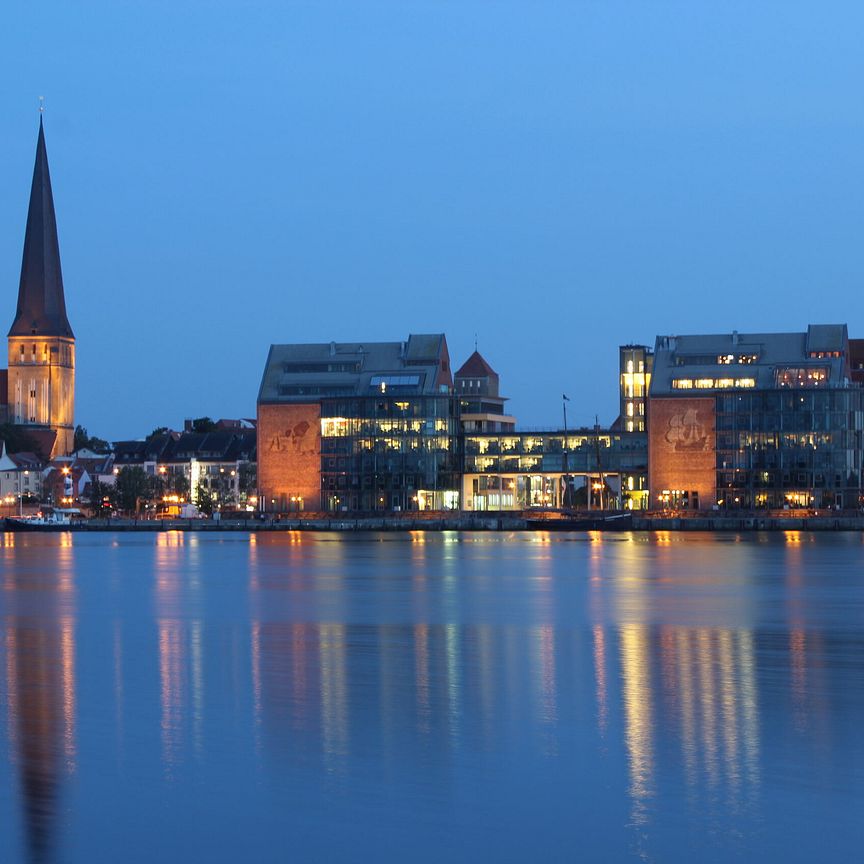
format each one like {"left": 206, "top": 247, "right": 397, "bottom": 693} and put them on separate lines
{"left": 0, "top": 530, "right": 862, "bottom": 863}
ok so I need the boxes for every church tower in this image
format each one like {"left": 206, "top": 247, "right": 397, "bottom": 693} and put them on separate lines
{"left": 7, "top": 118, "right": 75, "bottom": 457}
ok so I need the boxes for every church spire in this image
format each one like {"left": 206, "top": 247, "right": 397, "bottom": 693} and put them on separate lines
{"left": 8, "top": 117, "right": 74, "bottom": 339}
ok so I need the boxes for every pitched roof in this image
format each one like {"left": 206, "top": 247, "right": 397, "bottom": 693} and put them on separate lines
{"left": 650, "top": 326, "right": 850, "bottom": 396}
{"left": 9, "top": 119, "right": 74, "bottom": 339}
{"left": 258, "top": 333, "right": 451, "bottom": 403}
{"left": 26, "top": 428, "right": 58, "bottom": 461}
{"left": 455, "top": 350, "right": 499, "bottom": 380}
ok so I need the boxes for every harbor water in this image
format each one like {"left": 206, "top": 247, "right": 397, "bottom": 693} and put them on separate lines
{"left": 0, "top": 530, "right": 862, "bottom": 862}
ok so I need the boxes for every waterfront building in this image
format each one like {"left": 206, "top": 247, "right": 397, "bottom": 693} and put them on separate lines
{"left": 461, "top": 429, "right": 648, "bottom": 511}
{"left": 648, "top": 324, "right": 864, "bottom": 510}
{"left": 4, "top": 120, "right": 75, "bottom": 458}
{"left": 258, "top": 334, "right": 459, "bottom": 512}
{"left": 113, "top": 428, "right": 257, "bottom": 509}
{"left": 0, "top": 443, "right": 43, "bottom": 505}
{"left": 454, "top": 350, "right": 516, "bottom": 433}
{"left": 617, "top": 345, "right": 653, "bottom": 433}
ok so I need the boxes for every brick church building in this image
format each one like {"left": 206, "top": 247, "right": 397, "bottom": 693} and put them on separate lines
{"left": 0, "top": 118, "right": 75, "bottom": 458}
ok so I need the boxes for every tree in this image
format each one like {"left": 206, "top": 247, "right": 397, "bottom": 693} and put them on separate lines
{"left": 147, "top": 426, "right": 169, "bottom": 441}
{"left": 239, "top": 462, "right": 257, "bottom": 505}
{"left": 0, "top": 423, "right": 39, "bottom": 455}
{"left": 195, "top": 482, "right": 215, "bottom": 516}
{"left": 169, "top": 473, "right": 190, "bottom": 498}
{"left": 87, "top": 476, "right": 115, "bottom": 517}
{"left": 73, "top": 425, "right": 110, "bottom": 453}
{"left": 115, "top": 466, "right": 150, "bottom": 514}
{"left": 190, "top": 417, "right": 218, "bottom": 434}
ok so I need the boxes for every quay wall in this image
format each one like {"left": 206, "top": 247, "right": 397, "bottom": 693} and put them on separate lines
{"left": 8, "top": 513, "right": 864, "bottom": 532}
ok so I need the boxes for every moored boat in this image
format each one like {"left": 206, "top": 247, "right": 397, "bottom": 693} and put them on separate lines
{"left": 5, "top": 510, "right": 76, "bottom": 531}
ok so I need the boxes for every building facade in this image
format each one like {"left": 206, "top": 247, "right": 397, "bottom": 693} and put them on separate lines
{"left": 113, "top": 429, "right": 257, "bottom": 510}
{"left": 648, "top": 325, "right": 864, "bottom": 510}
{"left": 462, "top": 429, "right": 648, "bottom": 511}
{"left": 257, "top": 334, "right": 459, "bottom": 512}
{"left": 454, "top": 350, "right": 516, "bottom": 433}
{"left": 618, "top": 345, "right": 653, "bottom": 433}
{"left": 6, "top": 119, "right": 75, "bottom": 458}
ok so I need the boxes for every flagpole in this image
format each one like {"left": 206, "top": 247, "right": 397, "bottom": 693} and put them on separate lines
{"left": 562, "top": 395, "right": 569, "bottom": 510}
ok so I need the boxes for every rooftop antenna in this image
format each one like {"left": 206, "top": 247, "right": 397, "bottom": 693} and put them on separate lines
{"left": 38, "top": 96, "right": 45, "bottom": 115}
{"left": 474, "top": 333, "right": 478, "bottom": 352}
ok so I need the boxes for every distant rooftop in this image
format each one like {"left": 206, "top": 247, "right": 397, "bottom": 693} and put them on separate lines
{"left": 258, "top": 333, "right": 452, "bottom": 403}
{"left": 650, "top": 324, "right": 851, "bottom": 396}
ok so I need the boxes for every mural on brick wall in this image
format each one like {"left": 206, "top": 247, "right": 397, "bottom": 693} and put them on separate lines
{"left": 257, "top": 403, "right": 321, "bottom": 511}
{"left": 649, "top": 397, "right": 716, "bottom": 509}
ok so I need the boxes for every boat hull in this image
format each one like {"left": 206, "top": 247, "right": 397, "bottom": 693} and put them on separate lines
{"left": 4, "top": 518, "right": 73, "bottom": 532}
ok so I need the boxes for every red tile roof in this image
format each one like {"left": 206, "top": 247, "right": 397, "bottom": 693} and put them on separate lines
{"left": 455, "top": 350, "right": 499, "bottom": 380}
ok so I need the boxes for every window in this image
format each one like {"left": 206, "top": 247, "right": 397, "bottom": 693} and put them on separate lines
{"left": 282, "top": 361, "right": 361, "bottom": 373}
{"left": 369, "top": 375, "right": 421, "bottom": 388}
{"left": 672, "top": 377, "right": 755, "bottom": 390}
{"left": 775, "top": 367, "right": 829, "bottom": 388}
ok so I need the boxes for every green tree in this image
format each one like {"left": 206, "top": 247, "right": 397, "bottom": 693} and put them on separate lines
{"left": 115, "top": 466, "right": 150, "bottom": 514}
{"left": 170, "top": 473, "right": 190, "bottom": 498}
{"left": 0, "top": 423, "right": 39, "bottom": 456}
{"left": 87, "top": 476, "right": 115, "bottom": 517}
{"left": 73, "top": 425, "right": 110, "bottom": 453}
{"left": 195, "top": 482, "right": 215, "bottom": 516}
{"left": 146, "top": 426, "right": 169, "bottom": 441}
{"left": 239, "top": 462, "right": 257, "bottom": 503}
{"left": 191, "top": 417, "right": 218, "bottom": 434}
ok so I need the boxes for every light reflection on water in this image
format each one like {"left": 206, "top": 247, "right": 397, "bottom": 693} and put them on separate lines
{"left": 0, "top": 530, "right": 862, "bottom": 863}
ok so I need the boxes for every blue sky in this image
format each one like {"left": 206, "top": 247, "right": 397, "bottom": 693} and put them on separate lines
{"left": 1, "top": 1, "right": 863, "bottom": 439}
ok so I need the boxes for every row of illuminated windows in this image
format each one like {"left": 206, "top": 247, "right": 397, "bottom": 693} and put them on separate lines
{"left": 466, "top": 435, "right": 614, "bottom": 455}
{"left": 620, "top": 372, "right": 651, "bottom": 398}
{"left": 322, "top": 437, "right": 453, "bottom": 454}
{"left": 674, "top": 353, "right": 759, "bottom": 367}
{"left": 775, "top": 367, "right": 828, "bottom": 388}
{"left": 322, "top": 417, "right": 451, "bottom": 437}
{"left": 13, "top": 342, "right": 74, "bottom": 365}
{"left": 714, "top": 431, "right": 858, "bottom": 450}
{"left": 672, "top": 377, "right": 756, "bottom": 390}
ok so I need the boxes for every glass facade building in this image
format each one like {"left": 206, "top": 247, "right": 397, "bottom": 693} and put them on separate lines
{"left": 715, "top": 388, "right": 864, "bottom": 509}
{"left": 649, "top": 325, "right": 864, "bottom": 511}
{"left": 462, "top": 431, "right": 648, "bottom": 510}
{"left": 320, "top": 395, "right": 460, "bottom": 512}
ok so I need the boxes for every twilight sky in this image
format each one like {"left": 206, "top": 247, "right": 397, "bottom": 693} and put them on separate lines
{"left": 2, "top": 1, "right": 863, "bottom": 439}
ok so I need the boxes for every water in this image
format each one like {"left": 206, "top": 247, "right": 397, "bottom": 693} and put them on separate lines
{"left": 0, "top": 530, "right": 862, "bottom": 863}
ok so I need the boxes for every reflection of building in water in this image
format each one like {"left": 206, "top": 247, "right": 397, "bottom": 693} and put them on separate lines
{"left": 154, "top": 531, "right": 205, "bottom": 771}
{"left": 620, "top": 624, "right": 654, "bottom": 828}
{"left": 4, "top": 554, "right": 76, "bottom": 864}
{"left": 615, "top": 621, "right": 761, "bottom": 831}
